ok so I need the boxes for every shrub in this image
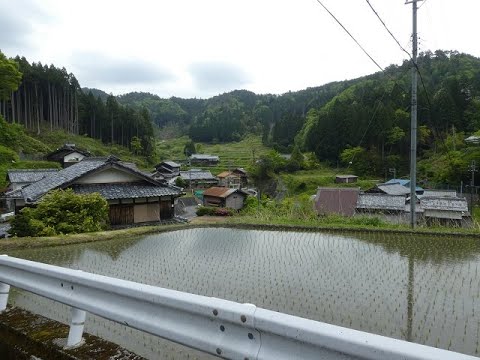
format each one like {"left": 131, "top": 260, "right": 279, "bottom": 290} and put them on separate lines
{"left": 9, "top": 189, "right": 109, "bottom": 237}
{"left": 196, "top": 206, "right": 233, "bottom": 216}
{"left": 214, "top": 208, "right": 233, "bottom": 216}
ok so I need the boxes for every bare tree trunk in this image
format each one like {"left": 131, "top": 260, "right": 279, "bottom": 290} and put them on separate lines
{"left": 48, "top": 83, "right": 52, "bottom": 130}
{"left": 11, "top": 91, "right": 15, "bottom": 123}
{"left": 34, "top": 82, "right": 40, "bottom": 133}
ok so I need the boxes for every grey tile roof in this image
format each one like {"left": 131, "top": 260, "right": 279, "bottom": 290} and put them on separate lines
{"left": 4, "top": 188, "right": 22, "bottom": 199}
{"left": 377, "top": 183, "right": 411, "bottom": 196}
{"left": 21, "top": 156, "right": 162, "bottom": 203}
{"left": 7, "top": 169, "right": 58, "bottom": 183}
{"left": 180, "top": 170, "right": 217, "bottom": 181}
{"left": 70, "top": 183, "right": 181, "bottom": 199}
{"left": 356, "top": 194, "right": 405, "bottom": 211}
{"left": 421, "top": 190, "right": 457, "bottom": 198}
{"left": 163, "top": 161, "right": 181, "bottom": 168}
{"left": 420, "top": 197, "right": 468, "bottom": 212}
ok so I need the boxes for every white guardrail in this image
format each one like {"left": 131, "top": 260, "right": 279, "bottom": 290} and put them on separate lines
{"left": 0, "top": 254, "right": 477, "bottom": 360}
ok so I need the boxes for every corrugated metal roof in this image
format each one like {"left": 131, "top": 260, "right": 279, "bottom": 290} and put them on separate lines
{"left": 356, "top": 194, "right": 405, "bottom": 211}
{"left": 71, "top": 183, "right": 181, "bottom": 199}
{"left": 315, "top": 187, "right": 360, "bottom": 216}
{"left": 377, "top": 183, "right": 410, "bottom": 196}
{"left": 335, "top": 175, "right": 358, "bottom": 179}
{"left": 217, "top": 171, "right": 232, "bottom": 178}
{"left": 386, "top": 178, "right": 410, "bottom": 186}
{"left": 190, "top": 154, "right": 219, "bottom": 161}
{"left": 203, "top": 187, "right": 237, "bottom": 198}
{"left": 7, "top": 169, "right": 59, "bottom": 183}
{"left": 420, "top": 197, "right": 468, "bottom": 212}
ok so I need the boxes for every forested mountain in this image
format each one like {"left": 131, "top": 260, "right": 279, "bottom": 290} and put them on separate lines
{"left": 0, "top": 53, "right": 155, "bottom": 158}
{"left": 298, "top": 51, "right": 480, "bottom": 179}
{"left": 81, "top": 87, "right": 109, "bottom": 102}
{"left": 2, "top": 50, "right": 480, "bottom": 185}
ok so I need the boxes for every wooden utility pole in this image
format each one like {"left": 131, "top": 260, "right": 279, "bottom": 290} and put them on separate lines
{"left": 406, "top": 0, "right": 423, "bottom": 228}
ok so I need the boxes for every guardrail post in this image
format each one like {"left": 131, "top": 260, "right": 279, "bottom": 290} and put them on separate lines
{"left": 0, "top": 282, "right": 10, "bottom": 312}
{"left": 66, "top": 307, "right": 86, "bottom": 347}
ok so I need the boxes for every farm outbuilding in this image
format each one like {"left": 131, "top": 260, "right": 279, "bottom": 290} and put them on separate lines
{"left": 335, "top": 175, "right": 358, "bottom": 184}
{"left": 314, "top": 188, "right": 360, "bottom": 216}
{"left": 203, "top": 187, "right": 248, "bottom": 210}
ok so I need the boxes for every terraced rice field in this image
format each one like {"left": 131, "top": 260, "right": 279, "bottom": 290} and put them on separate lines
{"left": 6, "top": 228, "right": 480, "bottom": 359}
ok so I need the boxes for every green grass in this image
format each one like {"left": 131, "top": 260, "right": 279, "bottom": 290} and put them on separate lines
{"left": 35, "top": 129, "right": 151, "bottom": 168}
{"left": 280, "top": 169, "right": 379, "bottom": 196}
{"left": 156, "top": 135, "right": 271, "bottom": 174}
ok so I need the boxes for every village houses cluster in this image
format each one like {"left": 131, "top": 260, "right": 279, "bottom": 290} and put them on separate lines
{"left": 1, "top": 144, "right": 472, "bottom": 228}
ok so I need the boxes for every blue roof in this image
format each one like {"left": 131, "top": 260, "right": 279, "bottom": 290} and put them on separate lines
{"left": 386, "top": 178, "right": 410, "bottom": 186}
{"left": 385, "top": 179, "right": 423, "bottom": 192}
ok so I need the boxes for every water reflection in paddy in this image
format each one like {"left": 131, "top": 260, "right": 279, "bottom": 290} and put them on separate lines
{"left": 7, "top": 228, "right": 480, "bottom": 359}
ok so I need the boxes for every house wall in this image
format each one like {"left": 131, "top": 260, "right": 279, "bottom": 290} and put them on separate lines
{"left": 203, "top": 195, "right": 223, "bottom": 207}
{"left": 75, "top": 168, "right": 141, "bottom": 184}
{"left": 64, "top": 152, "right": 86, "bottom": 163}
{"left": 134, "top": 203, "right": 160, "bottom": 223}
{"left": 225, "top": 194, "right": 245, "bottom": 210}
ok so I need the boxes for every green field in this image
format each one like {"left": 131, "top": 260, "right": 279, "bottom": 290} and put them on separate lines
{"left": 156, "top": 135, "right": 271, "bottom": 174}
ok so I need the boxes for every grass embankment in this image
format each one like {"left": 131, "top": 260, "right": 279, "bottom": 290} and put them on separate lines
{"left": 0, "top": 224, "right": 189, "bottom": 252}
{"left": 156, "top": 135, "right": 270, "bottom": 173}
{"left": 225, "top": 214, "right": 480, "bottom": 236}
{"left": 281, "top": 169, "right": 378, "bottom": 195}
{"left": 35, "top": 129, "right": 151, "bottom": 168}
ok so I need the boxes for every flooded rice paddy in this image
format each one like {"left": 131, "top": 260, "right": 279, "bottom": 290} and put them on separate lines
{"left": 6, "top": 228, "right": 480, "bottom": 359}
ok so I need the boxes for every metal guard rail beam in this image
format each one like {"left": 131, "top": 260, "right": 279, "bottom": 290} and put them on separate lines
{"left": 0, "top": 255, "right": 477, "bottom": 360}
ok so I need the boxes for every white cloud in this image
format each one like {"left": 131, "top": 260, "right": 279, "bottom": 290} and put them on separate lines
{"left": 1, "top": 0, "right": 479, "bottom": 98}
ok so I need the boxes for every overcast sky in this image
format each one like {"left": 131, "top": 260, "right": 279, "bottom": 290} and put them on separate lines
{"left": 1, "top": 0, "right": 479, "bottom": 99}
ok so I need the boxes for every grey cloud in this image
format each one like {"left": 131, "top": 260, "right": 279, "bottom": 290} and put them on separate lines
{"left": 71, "top": 53, "right": 175, "bottom": 86}
{"left": 0, "top": 0, "right": 55, "bottom": 52}
{"left": 189, "top": 62, "right": 250, "bottom": 91}
{"left": 0, "top": 11, "right": 33, "bottom": 50}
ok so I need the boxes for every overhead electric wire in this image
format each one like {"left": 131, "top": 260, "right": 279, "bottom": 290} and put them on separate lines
{"left": 418, "top": 0, "right": 429, "bottom": 9}
{"left": 365, "top": 0, "right": 433, "bottom": 110}
{"left": 313, "top": 0, "right": 412, "bottom": 167}
{"left": 314, "top": 0, "right": 385, "bottom": 74}
{"left": 364, "top": 0, "right": 456, "bottom": 167}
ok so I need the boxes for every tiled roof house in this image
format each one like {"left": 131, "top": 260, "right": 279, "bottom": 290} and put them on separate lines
{"left": 12, "top": 156, "right": 182, "bottom": 225}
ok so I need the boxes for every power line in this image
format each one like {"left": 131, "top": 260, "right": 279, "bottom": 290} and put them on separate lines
{"left": 364, "top": 0, "right": 433, "bottom": 114}
{"left": 365, "top": 0, "right": 411, "bottom": 59}
{"left": 314, "top": 0, "right": 385, "bottom": 73}
{"left": 418, "top": 0, "right": 429, "bottom": 9}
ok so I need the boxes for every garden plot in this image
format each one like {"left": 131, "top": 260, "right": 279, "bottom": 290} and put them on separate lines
{"left": 8, "top": 228, "right": 480, "bottom": 358}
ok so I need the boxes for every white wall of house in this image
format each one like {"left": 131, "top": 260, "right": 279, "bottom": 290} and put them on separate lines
{"left": 64, "top": 152, "right": 86, "bottom": 163}
{"left": 75, "top": 168, "right": 141, "bottom": 184}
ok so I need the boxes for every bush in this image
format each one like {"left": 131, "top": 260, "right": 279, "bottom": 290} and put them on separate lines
{"left": 196, "top": 206, "right": 233, "bottom": 216}
{"left": 9, "top": 189, "right": 109, "bottom": 237}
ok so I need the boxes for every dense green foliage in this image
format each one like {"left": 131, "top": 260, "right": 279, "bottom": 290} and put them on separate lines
{"left": 0, "top": 51, "right": 22, "bottom": 100}
{"left": 298, "top": 51, "right": 480, "bottom": 185}
{"left": 9, "top": 189, "right": 109, "bottom": 237}
{"left": 3, "top": 50, "right": 480, "bottom": 188}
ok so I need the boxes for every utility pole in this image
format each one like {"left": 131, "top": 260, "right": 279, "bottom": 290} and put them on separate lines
{"left": 406, "top": 0, "right": 422, "bottom": 228}
{"left": 469, "top": 160, "right": 477, "bottom": 212}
